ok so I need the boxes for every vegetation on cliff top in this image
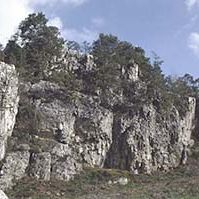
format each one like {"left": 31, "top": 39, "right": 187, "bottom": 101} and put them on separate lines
{"left": 0, "top": 12, "right": 199, "bottom": 115}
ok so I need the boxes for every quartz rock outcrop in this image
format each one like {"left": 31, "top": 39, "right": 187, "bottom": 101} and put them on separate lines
{"left": 0, "top": 62, "right": 19, "bottom": 161}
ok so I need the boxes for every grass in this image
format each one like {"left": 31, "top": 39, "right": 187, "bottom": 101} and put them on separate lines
{"left": 5, "top": 143, "right": 199, "bottom": 199}
{"left": 5, "top": 163, "right": 199, "bottom": 199}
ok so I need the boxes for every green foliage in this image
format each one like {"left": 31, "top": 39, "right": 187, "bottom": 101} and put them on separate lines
{"left": 91, "top": 34, "right": 138, "bottom": 91}
{"left": 6, "top": 12, "right": 65, "bottom": 82}
{"left": 90, "top": 33, "right": 199, "bottom": 116}
{"left": 3, "top": 12, "right": 198, "bottom": 117}
{"left": 4, "top": 39, "right": 26, "bottom": 71}
{"left": 165, "top": 74, "right": 199, "bottom": 116}
{"left": 91, "top": 34, "right": 168, "bottom": 111}
{"left": 49, "top": 70, "right": 82, "bottom": 92}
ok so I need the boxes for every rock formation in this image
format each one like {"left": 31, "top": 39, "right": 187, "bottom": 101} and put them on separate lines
{"left": 0, "top": 62, "right": 19, "bottom": 161}
{"left": 105, "top": 99, "right": 196, "bottom": 174}
{"left": 0, "top": 61, "right": 197, "bottom": 192}
{"left": 0, "top": 190, "right": 9, "bottom": 199}
{"left": 0, "top": 151, "right": 30, "bottom": 190}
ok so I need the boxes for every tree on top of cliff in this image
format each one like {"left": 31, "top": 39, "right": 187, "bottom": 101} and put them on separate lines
{"left": 2, "top": 13, "right": 198, "bottom": 115}
{"left": 5, "top": 12, "right": 65, "bottom": 82}
{"left": 91, "top": 34, "right": 167, "bottom": 102}
{"left": 4, "top": 40, "right": 25, "bottom": 68}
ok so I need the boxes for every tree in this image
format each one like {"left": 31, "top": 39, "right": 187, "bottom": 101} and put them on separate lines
{"left": 4, "top": 39, "right": 25, "bottom": 67}
{"left": 147, "top": 52, "right": 165, "bottom": 98}
{"left": 92, "top": 33, "right": 119, "bottom": 66}
{"left": 14, "top": 12, "right": 65, "bottom": 82}
{"left": 66, "top": 40, "right": 81, "bottom": 52}
{"left": 81, "top": 41, "right": 91, "bottom": 54}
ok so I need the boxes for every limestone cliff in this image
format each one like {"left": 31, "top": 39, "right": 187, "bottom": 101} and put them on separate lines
{"left": 0, "top": 61, "right": 197, "bottom": 192}
{"left": 105, "top": 99, "right": 196, "bottom": 174}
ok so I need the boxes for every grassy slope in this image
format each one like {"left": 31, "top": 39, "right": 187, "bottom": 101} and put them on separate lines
{"left": 6, "top": 143, "right": 199, "bottom": 199}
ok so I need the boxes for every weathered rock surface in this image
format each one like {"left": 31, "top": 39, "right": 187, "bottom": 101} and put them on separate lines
{"left": 0, "top": 60, "right": 197, "bottom": 193}
{"left": 29, "top": 81, "right": 113, "bottom": 168}
{"left": 0, "top": 62, "right": 19, "bottom": 161}
{"left": 51, "top": 156, "right": 82, "bottom": 181}
{"left": 29, "top": 152, "right": 51, "bottom": 181}
{"left": 105, "top": 99, "right": 196, "bottom": 174}
{"left": 0, "top": 190, "right": 9, "bottom": 199}
{"left": 0, "top": 151, "right": 30, "bottom": 190}
{"left": 25, "top": 80, "right": 196, "bottom": 178}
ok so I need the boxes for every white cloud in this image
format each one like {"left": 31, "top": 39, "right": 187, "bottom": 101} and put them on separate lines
{"left": 0, "top": 0, "right": 89, "bottom": 46}
{"left": 48, "top": 16, "right": 98, "bottom": 42}
{"left": 185, "top": 0, "right": 199, "bottom": 10}
{"left": 175, "top": 15, "right": 198, "bottom": 38}
{"left": 48, "top": 17, "right": 63, "bottom": 29}
{"left": 63, "top": 27, "right": 98, "bottom": 42}
{"left": 0, "top": 0, "right": 33, "bottom": 45}
{"left": 188, "top": 32, "right": 199, "bottom": 56}
{"left": 91, "top": 17, "right": 105, "bottom": 27}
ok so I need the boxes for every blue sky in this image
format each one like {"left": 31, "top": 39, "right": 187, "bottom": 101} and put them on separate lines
{"left": 1, "top": 0, "right": 199, "bottom": 77}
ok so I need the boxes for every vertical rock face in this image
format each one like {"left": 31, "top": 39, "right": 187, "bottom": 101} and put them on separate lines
{"left": 0, "top": 62, "right": 19, "bottom": 161}
{"left": 0, "top": 61, "right": 196, "bottom": 186}
{"left": 74, "top": 97, "right": 113, "bottom": 167}
{"left": 30, "top": 81, "right": 114, "bottom": 167}
{"left": 193, "top": 98, "right": 199, "bottom": 139}
{"left": 179, "top": 97, "right": 196, "bottom": 146}
{"left": 105, "top": 98, "right": 196, "bottom": 174}
{"left": 21, "top": 81, "right": 113, "bottom": 181}
{"left": 19, "top": 79, "right": 196, "bottom": 181}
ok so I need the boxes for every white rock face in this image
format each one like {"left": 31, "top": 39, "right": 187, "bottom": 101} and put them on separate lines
{"left": 121, "top": 61, "right": 139, "bottom": 82}
{"left": 0, "top": 190, "right": 9, "bottom": 199}
{"left": 105, "top": 99, "right": 196, "bottom": 174}
{"left": 0, "top": 62, "right": 19, "bottom": 161}
{"left": 0, "top": 151, "right": 30, "bottom": 190}
{"left": 24, "top": 81, "right": 113, "bottom": 181}
{"left": 179, "top": 97, "right": 196, "bottom": 146}
{"left": 24, "top": 80, "right": 197, "bottom": 181}
{"left": 75, "top": 99, "right": 113, "bottom": 167}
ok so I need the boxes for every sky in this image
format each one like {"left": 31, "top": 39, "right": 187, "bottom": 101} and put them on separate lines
{"left": 0, "top": 0, "right": 199, "bottom": 77}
